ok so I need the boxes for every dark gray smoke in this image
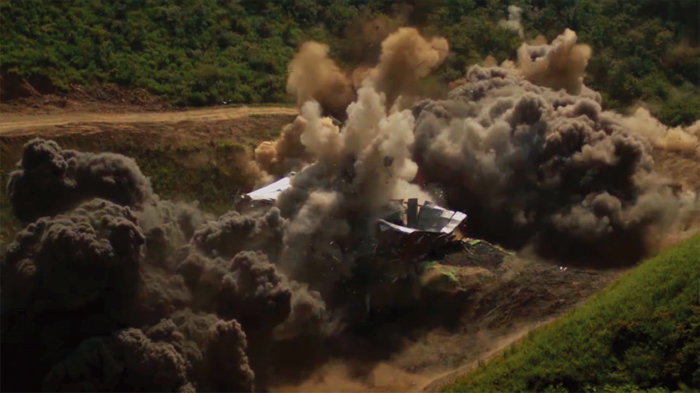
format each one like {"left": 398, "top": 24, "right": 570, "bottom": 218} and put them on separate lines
{"left": 412, "top": 65, "right": 699, "bottom": 263}
{"left": 1, "top": 140, "right": 326, "bottom": 392}
{"left": 179, "top": 249, "right": 324, "bottom": 333}
{"left": 190, "top": 207, "right": 286, "bottom": 259}
{"left": 2, "top": 198, "right": 147, "bottom": 391}
{"left": 138, "top": 199, "right": 209, "bottom": 270}
{"left": 2, "top": 198, "right": 143, "bottom": 316}
{"left": 7, "top": 138, "right": 154, "bottom": 221}
{"left": 43, "top": 310, "right": 254, "bottom": 393}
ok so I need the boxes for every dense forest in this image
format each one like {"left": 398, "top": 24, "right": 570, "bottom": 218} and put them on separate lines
{"left": 1, "top": 0, "right": 698, "bottom": 125}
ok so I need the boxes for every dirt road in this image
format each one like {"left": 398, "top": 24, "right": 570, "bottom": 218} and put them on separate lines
{"left": 418, "top": 319, "right": 553, "bottom": 392}
{"left": 0, "top": 105, "right": 298, "bottom": 134}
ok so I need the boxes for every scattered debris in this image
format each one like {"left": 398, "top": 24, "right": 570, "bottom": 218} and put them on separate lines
{"left": 238, "top": 173, "right": 296, "bottom": 209}
{"left": 241, "top": 179, "right": 469, "bottom": 265}
{"left": 376, "top": 198, "right": 467, "bottom": 263}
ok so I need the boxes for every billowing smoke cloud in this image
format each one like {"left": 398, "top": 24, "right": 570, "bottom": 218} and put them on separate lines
{"left": 7, "top": 138, "right": 154, "bottom": 221}
{"left": 190, "top": 207, "right": 286, "bottom": 259}
{"left": 364, "top": 27, "right": 449, "bottom": 107}
{"left": 2, "top": 198, "right": 148, "bottom": 391}
{"left": 44, "top": 311, "right": 254, "bottom": 393}
{"left": 517, "top": 28, "right": 592, "bottom": 95}
{"left": 412, "top": 64, "right": 699, "bottom": 263}
{"left": 173, "top": 208, "right": 327, "bottom": 388}
{"left": 254, "top": 115, "right": 313, "bottom": 176}
{"left": 275, "top": 86, "right": 434, "bottom": 296}
{"left": 286, "top": 28, "right": 448, "bottom": 121}
{"left": 618, "top": 107, "right": 700, "bottom": 154}
{"left": 499, "top": 5, "right": 524, "bottom": 39}
{"left": 258, "top": 26, "right": 697, "bottom": 307}
{"left": 287, "top": 41, "right": 355, "bottom": 119}
{"left": 257, "top": 27, "right": 449, "bottom": 179}
{"left": 179, "top": 248, "right": 324, "bottom": 333}
{"left": 1, "top": 139, "right": 327, "bottom": 391}
{"left": 2, "top": 199, "right": 144, "bottom": 319}
{"left": 262, "top": 54, "right": 440, "bottom": 288}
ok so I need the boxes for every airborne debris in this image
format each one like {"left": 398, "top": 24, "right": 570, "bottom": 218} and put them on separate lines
{"left": 376, "top": 198, "right": 467, "bottom": 263}
{"left": 243, "top": 178, "right": 468, "bottom": 264}
{"left": 239, "top": 173, "right": 295, "bottom": 209}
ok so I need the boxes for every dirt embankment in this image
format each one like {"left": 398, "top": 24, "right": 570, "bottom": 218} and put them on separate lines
{"left": 0, "top": 80, "right": 171, "bottom": 113}
{"left": 0, "top": 105, "right": 298, "bottom": 135}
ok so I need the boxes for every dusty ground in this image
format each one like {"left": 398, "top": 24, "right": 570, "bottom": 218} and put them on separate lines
{"left": 272, "top": 242, "right": 623, "bottom": 392}
{"left": 650, "top": 149, "right": 700, "bottom": 191}
{"left": 0, "top": 99, "right": 694, "bottom": 393}
{"left": 0, "top": 105, "right": 298, "bottom": 135}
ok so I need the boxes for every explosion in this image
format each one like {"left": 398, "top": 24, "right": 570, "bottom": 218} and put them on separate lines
{"left": 3, "top": 21, "right": 698, "bottom": 393}
{"left": 516, "top": 28, "right": 592, "bottom": 95}
{"left": 413, "top": 64, "right": 698, "bottom": 263}
{"left": 1, "top": 140, "right": 323, "bottom": 391}
{"left": 286, "top": 42, "right": 355, "bottom": 120}
{"left": 285, "top": 27, "right": 448, "bottom": 119}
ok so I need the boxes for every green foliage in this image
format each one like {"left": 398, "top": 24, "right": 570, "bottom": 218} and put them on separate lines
{"left": 657, "top": 84, "right": 700, "bottom": 126}
{"left": 1, "top": 0, "right": 697, "bottom": 124}
{"left": 515, "top": 0, "right": 699, "bottom": 125}
{"left": 446, "top": 235, "right": 700, "bottom": 392}
{"left": 216, "top": 139, "right": 245, "bottom": 152}
{"left": 0, "top": 0, "right": 298, "bottom": 105}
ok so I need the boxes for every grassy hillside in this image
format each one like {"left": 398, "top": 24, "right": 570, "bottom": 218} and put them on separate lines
{"left": 446, "top": 234, "right": 700, "bottom": 392}
{"left": 1, "top": 0, "right": 698, "bottom": 125}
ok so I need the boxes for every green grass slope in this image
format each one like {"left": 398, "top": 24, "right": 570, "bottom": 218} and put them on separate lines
{"left": 446, "top": 235, "right": 700, "bottom": 392}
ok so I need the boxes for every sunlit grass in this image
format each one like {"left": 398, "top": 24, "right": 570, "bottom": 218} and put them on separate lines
{"left": 446, "top": 235, "right": 700, "bottom": 392}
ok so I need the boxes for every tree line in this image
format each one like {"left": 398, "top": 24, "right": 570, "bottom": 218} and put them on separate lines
{"left": 1, "top": 0, "right": 697, "bottom": 125}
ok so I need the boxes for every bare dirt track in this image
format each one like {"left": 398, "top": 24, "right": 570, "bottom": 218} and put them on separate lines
{"left": 418, "top": 318, "right": 553, "bottom": 393}
{"left": 0, "top": 105, "right": 298, "bottom": 135}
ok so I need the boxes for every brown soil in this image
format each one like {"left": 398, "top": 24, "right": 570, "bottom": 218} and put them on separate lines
{"left": 0, "top": 105, "right": 297, "bottom": 135}
{"left": 274, "top": 247, "right": 624, "bottom": 393}
{"left": 0, "top": 82, "right": 171, "bottom": 114}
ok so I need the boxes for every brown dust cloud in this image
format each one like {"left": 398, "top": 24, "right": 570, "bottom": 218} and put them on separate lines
{"left": 2, "top": 16, "right": 699, "bottom": 393}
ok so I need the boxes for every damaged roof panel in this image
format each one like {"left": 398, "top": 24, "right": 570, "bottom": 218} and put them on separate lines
{"left": 379, "top": 200, "right": 467, "bottom": 238}
{"left": 415, "top": 202, "right": 467, "bottom": 234}
{"left": 244, "top": 178, "right": 468, "bottom": 252}
{"left": 245, "top": 175, "right": 293, "bottom": 202}
{"left": 378, "top": 219, "right": 419, "bottom": 234}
